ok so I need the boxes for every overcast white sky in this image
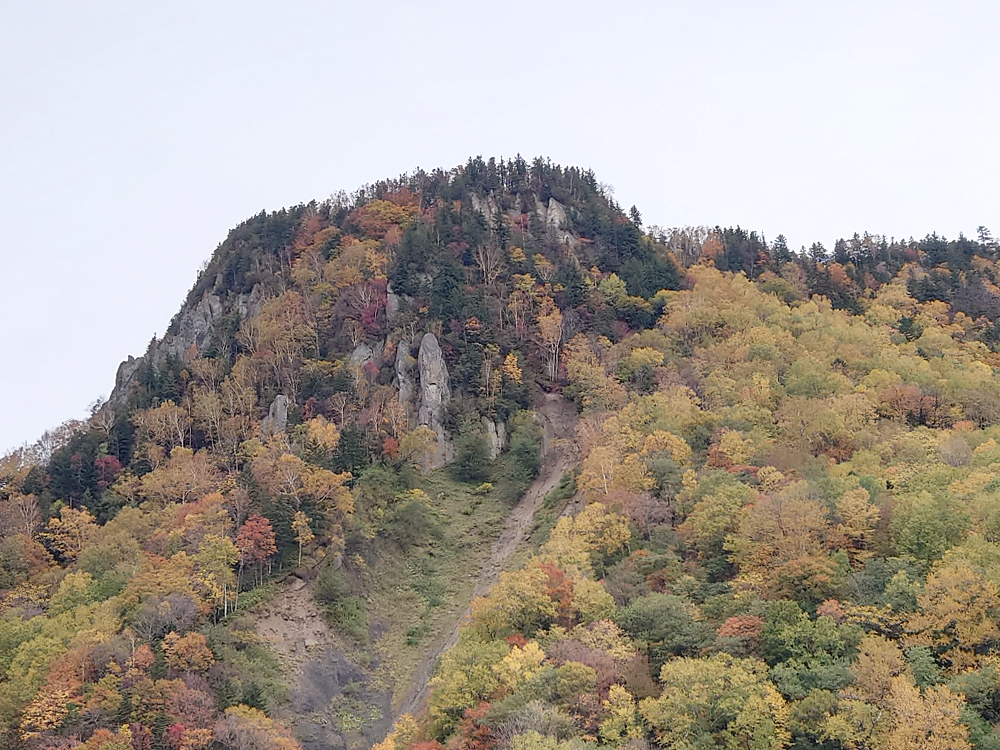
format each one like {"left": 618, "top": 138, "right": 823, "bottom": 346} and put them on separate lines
{"left": 1, "top": 1, "right": 998, "bottom": 453}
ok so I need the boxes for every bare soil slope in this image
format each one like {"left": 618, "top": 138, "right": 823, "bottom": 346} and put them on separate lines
{"left": 256, "top": 579, "right": 393, "bottom": 750}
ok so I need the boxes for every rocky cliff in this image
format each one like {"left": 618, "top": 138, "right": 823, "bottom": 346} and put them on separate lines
{"left": 107, "top": 283, "right": 264, "bottom": 411}
{"left": 415, "top": 333, "right": 452, "bottom": 468}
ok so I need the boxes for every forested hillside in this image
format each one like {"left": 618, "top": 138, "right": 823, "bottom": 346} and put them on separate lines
{"left": 3, "top": 156, "right": 1000, "bottom": 750}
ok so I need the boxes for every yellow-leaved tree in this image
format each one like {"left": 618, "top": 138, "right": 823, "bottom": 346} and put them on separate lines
{"left": 823, "top": 634, "right": 970, "bottom": 750}
{"left": 639, "top": 653, "right": 790, "bottom": 750}
{"left": 904, "top": 559, "right": 1000, "bottom": 672}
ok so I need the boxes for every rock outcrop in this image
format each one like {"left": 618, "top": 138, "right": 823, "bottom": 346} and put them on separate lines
{"left": 170, "top": 292, "right": 223, "bottom": 358}
{"left": 106, "top": 284, "right": 265, "bottom": 410}
{"left": 111, "top": 356, "right": 143, "bottom": 405}
{"left": 386, "top": 282, "right": 401, "bottom": 323}
{"left": 349, "top": 340, "right": 384, "bottom": 369}
{"left": 395, "top": 337, "right": 416, "bottom": 411}
{"left": 261, "top": 394, "right": 289, "bottom": 437}
{"left": 535, "top": 197, "right": 575, "bottom": 246}
{"left": 417, "top": 332, "right": 452, "bottom": 468}
{"left": 482, "top": 417, "right": 507, "bottom": 460}
{"left": 470, "top": 192, "right": 497, "bottom": 223}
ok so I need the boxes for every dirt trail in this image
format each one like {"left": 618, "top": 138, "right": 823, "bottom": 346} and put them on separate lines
{"left": 396, "top": 393, "right": 578, "bottom": 719}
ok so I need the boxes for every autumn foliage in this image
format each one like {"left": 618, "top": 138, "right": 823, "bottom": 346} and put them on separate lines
{"left": 8, "top": 158, "right": 1000, "bottom": 749}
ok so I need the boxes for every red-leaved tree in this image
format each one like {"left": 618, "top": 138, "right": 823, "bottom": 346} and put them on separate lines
{"left": 236, "top": 513, "right": 277, "bottom": 598}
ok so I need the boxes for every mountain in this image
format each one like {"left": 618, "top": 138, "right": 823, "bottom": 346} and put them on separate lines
{"left": 3, "top": 156, "right": 1000, "bottom": 750}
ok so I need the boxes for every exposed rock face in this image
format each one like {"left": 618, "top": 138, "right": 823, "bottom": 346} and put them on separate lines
{"left": 386, "top": 282, "right": 401, "bottom": 323}
{"left": 161, "top": 284, "right": 263, "bottom": 364}
{"left": 395, "top": 337, "right": 416, "bottom": 412}
{"left": 482, "top": 417, "right": 507, "bottom": 460}
{"left": 535, "top": 197, "right": 575, "bottom": 246}
{"left": 235, "top": 284, "right": 266, "bottom": 322}
{"left": 169, "top": 293, "right": 224, "bottom": 358}
{"left": 107, "top": 284, "right": 265, "bottom": 409}
{"left": 472, "top": 192, "right": 530, "bottom": 233}
{"left": 112, "top": 356, "right": 143, "bottom": 404}
{"left": 470, "top": 192, "right": 497, "bottom": 223}
{"left": 350, "top": 341, "right": 385, "bottom": 367}
{"left": 417, "top": 333, "right": 452, "bottom": 467}
{"left": 261, "top": 394, "right": 289, "bottom": 437}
